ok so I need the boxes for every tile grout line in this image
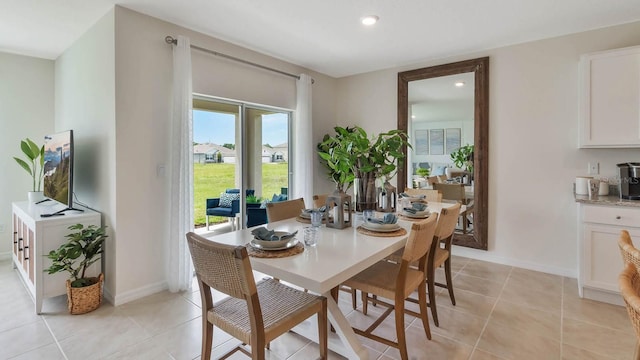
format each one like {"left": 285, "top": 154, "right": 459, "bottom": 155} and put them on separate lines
{"left": 560, "top": 276, "right": 564, "bottom": 359}
{"left": 41, "top": 315, "right": 69, "bottom": 360}
{"left": 468, "top": 263, "right": 514, "bottom": 359}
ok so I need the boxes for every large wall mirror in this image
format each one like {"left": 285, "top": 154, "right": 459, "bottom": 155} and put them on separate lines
{"left": 397, "top": 57, "right": 489, "bottom": 250}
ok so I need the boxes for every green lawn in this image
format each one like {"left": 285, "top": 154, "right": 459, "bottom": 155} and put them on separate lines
{"left": 193, "top": 162, "right": 289, "bottom": 227}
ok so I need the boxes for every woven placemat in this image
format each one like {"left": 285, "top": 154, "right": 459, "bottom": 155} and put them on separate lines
{"left": 246, "top": 241, "right": 304, "bottom": 258}
{"left": 356, "top": 226, "right": 407, "bottom": 237}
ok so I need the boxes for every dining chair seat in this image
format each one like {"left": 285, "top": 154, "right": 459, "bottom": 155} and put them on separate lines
{"left": 345, "top": 261, "right": 425, "bottom": 300}
{"left": 433, "top": 247, "right": 449, "bottom": 267}
{"left": 210, "top": 279, "right": 324, "bottom": 343}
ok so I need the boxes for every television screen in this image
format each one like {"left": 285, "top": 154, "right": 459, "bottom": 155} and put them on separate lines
{"left": 43, "top": 130, "right": 74, "bottom": 209}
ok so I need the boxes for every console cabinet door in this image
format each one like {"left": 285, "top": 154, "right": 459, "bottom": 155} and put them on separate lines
{"left": 579, "top": 45, "right": 640, "bottom": 148}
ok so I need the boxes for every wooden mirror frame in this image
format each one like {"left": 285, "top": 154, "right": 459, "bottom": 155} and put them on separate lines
{"left": 397, "top": 57, "right": 489, "bottom": 250}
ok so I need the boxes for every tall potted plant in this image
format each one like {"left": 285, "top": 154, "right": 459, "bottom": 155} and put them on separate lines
{"left": 13, "top": 138, "right": 45, "bottom": 202}
{"left": 45, "top": 224, "right": 107, "bottom": 314}
{"left": 318, "top": 126, "right": 409, "bottom": 212}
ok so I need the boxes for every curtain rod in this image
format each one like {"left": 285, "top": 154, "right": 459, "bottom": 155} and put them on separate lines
{"left": 165, "top": 36, "right": 314, "bottom": 84}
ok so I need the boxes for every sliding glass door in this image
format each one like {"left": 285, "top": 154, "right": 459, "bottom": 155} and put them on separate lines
{"left": 193, "top": 96, "right": 291, "bottom": 230}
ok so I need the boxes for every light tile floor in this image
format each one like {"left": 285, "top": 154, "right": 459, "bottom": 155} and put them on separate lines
{"left": 0, "top": 254, "right": 636, "bottom": 360}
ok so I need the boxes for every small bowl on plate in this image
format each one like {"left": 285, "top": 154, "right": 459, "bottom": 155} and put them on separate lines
{"left": 252, "top": 231, "right": 296, "bottom": 248}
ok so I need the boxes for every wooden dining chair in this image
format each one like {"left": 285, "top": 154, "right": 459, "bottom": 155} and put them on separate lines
{"left": 384, "top": 203, "right": 460, "bottom": 327}
{"left": 312, "top": 194, "right": 328, "bottom": 208}
{"left": 619, "top": 262, "right": 640, "bottom": 360}
{"left": 433, "top": 183, "right": 473, "bottom": 233}
{"left": 339, "top": 215, "right": 438, "bottom": 360}
{"left": 265, "top": 198, "right": 306, "bottom": 222}
{"left": 424, "top": 202, "right": 461, "bottom": 326}
{"left": 619, "top": 230, "right": 640, "bottom": 270}
{"left": 186, "top": 232, "right": 328, "bottom": 360}
{"left": 403, "top": 188, "right": 442, "bottom": 202}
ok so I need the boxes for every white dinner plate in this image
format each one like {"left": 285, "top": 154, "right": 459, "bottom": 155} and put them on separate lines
{"left": 250, "top": 238, "right": 299, "bottom": 251}
{"left": 361, "top": 222, "right": 401, "bottom": 232}
{"left": 402, "top": 210, "right": 430, "bottom": 218}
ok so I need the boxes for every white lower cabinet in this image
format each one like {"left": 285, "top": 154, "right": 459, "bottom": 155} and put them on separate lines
{"left": 578, "top": 202, "right": 640, "bottom": 305}
{"left": 11, "top": 201, "right": 101, "bottom": 314}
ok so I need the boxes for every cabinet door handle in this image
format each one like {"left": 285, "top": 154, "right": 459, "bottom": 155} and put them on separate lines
{"left": 18, "top": 238, "right": 23, "bottom": 251}
{"left": 23, "top": 246, "right": 29, "bottom": 260}
{"left": 616, "top": 216, "right": 622, "bottom": 219}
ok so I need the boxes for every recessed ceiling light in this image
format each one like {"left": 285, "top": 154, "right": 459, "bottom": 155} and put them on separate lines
{"left": 455, "top": 81, "right": 465, "bottom": 87}
{"left": 361, "top": 15, "right": 379, "bottom": 26}
{"left": 411, "top": 115, "right": 416, "bottom": 119}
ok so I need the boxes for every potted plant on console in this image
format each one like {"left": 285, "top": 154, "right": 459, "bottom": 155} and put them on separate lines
{"left": 13, "top": 138, "right": 45, "bottom": 203}
{"left": 45, "top": 224, "right": 107, "bottom": 314}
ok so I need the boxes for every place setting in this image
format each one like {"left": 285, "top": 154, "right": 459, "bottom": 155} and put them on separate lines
{"left": 398, "top": 192, "right": 427, "bottom": 203}
{"left": 246, "top": 227, "right": 304, "bottom": 258}
{"left": 357, "top": 211, "right": 407, "bottom": 237}
{"left": 399, "top": 202, "right": 431, "bottom": 221}
{"left": 297, "top": 206, "right": 330, "bottom": 225}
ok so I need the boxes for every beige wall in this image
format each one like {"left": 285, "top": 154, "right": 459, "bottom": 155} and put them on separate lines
{"left": 107, "top": 7, "right": 338, "bottom": 304}
{"left": 55, "top": 9, "right": 117, "bottom": 298}
{"left": 0, "top": 53, "right": 54, "bottom": 259}
{"left": 336, "top": 21, "right": 640, "bottom": 276}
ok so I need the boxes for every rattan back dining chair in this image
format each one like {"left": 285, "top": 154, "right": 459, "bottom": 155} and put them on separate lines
{"left": 619, "top": 230, "right": 640, "bottom": 270}
{"left": 384, "top": 203, "right": 460, "bottom": 327}
{"left": 266, "top": 198, "right": 306, "bottom": 223}
{"left": 312, "top": 194, "right": 328, "bottom": 209}
{"left": 341, "top": 215, "right": 438, "bottom": 360}
{"left": 425, "top": 202, "right": 461, "bottom": 326}
{"left": 433, "top": 183, "right": 473, "bottom": 234}
{"left": 619, "top": 262, "right": 640, "bottom": 360}
{"left": 403, "top": 188, "right": 442, "bottom": 202}
{"left": 186, "top": 232, "right": 328, "bottom": 360}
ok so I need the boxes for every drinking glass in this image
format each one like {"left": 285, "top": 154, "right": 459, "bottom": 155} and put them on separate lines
{"left": 310, "top": 211, "right": 323, "bottom": 227}
{"left": 303, "top": 227, "right": 318, "bottom": 247}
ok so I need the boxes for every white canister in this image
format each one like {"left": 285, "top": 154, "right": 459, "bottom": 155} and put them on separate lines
{"left": 598, "top": 179, "right": 609, "bottom": 196}
{"left": 575, "top": 176, "right": 593, "bottom": 195}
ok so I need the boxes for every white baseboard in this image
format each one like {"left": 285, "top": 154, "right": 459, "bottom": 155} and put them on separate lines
{"left": 108, "top": 281, "right": 168, "bottom": 306}
{"left": 452, "top": 246, "right": 577, "bottom": 278}
{"left": 0, "top": 252, "right": 11, "bottom": 261}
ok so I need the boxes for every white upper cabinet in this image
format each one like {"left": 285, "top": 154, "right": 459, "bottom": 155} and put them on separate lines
{"left": 579, "top": 45, "right": 640, "bottom": 148}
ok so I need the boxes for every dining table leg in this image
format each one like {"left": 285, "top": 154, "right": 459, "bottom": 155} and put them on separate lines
{"left": 322, "top": 290, "right": 370, "bottom": 360}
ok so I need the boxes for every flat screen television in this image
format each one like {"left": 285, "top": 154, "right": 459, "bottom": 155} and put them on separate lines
{"left": 42, "top": 130, "right": 78, "bottom": 214}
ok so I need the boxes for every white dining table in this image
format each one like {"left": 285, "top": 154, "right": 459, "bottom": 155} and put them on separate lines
{"left": 202, "top": 201, "right": 461, "bottom": 359}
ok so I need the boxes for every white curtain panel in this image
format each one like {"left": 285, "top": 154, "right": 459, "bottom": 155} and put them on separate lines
{"left": 293, "top": 74, "right": 313, "bottom": 207}
{"left": 168, "top": 35, "right": 194, "bottom": 292}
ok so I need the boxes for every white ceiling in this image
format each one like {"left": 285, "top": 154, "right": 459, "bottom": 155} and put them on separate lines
{"left": 3, "top": 0, "right": 640, "bottom": 78}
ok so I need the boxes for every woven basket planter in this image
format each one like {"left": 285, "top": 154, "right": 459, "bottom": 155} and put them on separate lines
{"left": 66, "top": 273, "right": 104, "bottom": 315}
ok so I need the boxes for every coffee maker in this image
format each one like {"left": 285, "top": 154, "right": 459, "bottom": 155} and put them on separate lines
{"left": 618, "top": 163, "right": 640, "bottom": 200}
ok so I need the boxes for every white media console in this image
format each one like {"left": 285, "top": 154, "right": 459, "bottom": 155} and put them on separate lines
{"left": 11, "top": 201, "right": 101, "bottom": 314}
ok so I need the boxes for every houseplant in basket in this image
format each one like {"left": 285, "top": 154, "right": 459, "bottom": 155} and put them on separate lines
{"left": 45, "top": 224, "right": 107, "bottom": 314}
{"left": 13, "top": 137, "right": 45, "bottom": 202}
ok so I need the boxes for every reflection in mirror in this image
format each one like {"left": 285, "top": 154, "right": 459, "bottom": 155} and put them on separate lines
{"left": 398, "top": 57, "right": 488, "bottom": 250}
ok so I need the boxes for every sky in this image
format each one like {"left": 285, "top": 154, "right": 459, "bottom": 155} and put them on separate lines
{"left": 193, "top": 110, "right": 289, "bottom": 146}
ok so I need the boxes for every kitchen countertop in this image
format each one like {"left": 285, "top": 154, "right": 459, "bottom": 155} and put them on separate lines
{"left": 575, "top": 194, "right": 640, "bottom": 207}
